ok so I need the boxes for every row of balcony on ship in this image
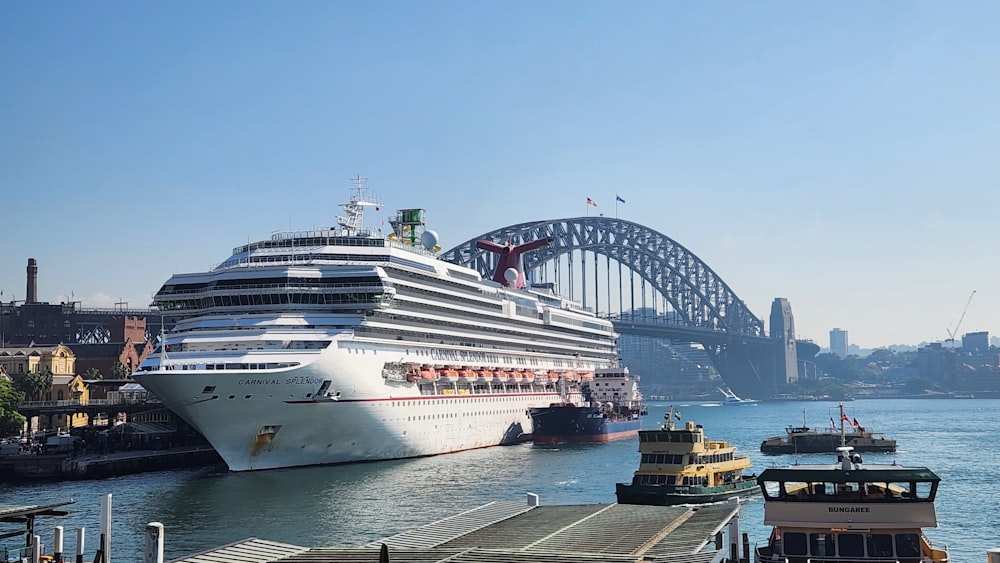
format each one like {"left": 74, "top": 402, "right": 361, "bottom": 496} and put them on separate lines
{"left": 405, "top": 366, "right": 596, "bottom": 384}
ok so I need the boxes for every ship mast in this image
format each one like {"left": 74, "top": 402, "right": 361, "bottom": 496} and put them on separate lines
{"left": 838, "top": 402, "right": 847, "bottom": 448}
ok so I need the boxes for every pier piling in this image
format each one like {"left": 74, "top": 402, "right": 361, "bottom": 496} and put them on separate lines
{"left": 144, "top": 522, "right": 164, "bottom": 563}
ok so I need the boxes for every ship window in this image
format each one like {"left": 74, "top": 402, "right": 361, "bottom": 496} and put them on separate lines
{"left": 866, "top": 534, "right": 893, "bottom": 557}
{"left": 809, "top": 533, "right": 835, "bottom": 557}
{"left": 837, "top": 533, "right": 864, "bottom": 557}
{"left": 914, "top": 480, "right": 934, "bottom": 500}
{"left": 202, "top": 386, "right": 216, "bottom": 393}
{"left": 783, "top": 533, "right": 807, "bottom": 556}
{"left": 895, "top": 534, "right": 921, "bottom": 557}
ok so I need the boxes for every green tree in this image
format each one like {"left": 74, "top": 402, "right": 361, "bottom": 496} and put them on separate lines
{"left": 0, "top": 378, "right": 27, "bottom": 437}
{"left": 814, "top": 353, "right": 863, "bottom": 382}
{"left": 83, "top": 367, "right": 103, "bottom": 380}
{"left": 112, "top": 362, "right": 131, "bottom": 379}
{"left": 13, "top": 366, "right": 54, "bottom": 401}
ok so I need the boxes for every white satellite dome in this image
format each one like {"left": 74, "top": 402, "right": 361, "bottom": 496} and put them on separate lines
{"left": 420, "top": 230, "right": 439, "bottom": 250}
{"left": 503, "top": 268, "right": 519, "bottom": 284}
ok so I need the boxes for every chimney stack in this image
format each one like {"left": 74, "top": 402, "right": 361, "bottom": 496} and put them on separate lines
{"left": 26, "top": 258, "right": 38, "bottom": 304}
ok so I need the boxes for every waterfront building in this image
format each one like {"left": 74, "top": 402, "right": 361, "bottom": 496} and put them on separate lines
{"left": 48, "top": 375, "right": 89, "bottom": 429}
{"left": 0, "top": 344, "right": 76, "bottom": 378}
{"left": 962, "top": 331, "right": 989, "bottom": 354}
{"left": 829, "top": 327, "right": 848, "bottom": 357}
{"left": 70, "top": 340, "right": 152, "bottom": 379}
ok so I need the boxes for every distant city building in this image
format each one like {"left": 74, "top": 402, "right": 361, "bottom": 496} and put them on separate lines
{"left": 962, "top": 331, "right": 989, "bottom": 354}
{"left": 830, "top": 328, "right": 849, "bottom": 357}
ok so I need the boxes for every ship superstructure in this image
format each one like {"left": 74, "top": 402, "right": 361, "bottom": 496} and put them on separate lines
{"left": 134, "top": 178, "right": 617, "bottom": 471}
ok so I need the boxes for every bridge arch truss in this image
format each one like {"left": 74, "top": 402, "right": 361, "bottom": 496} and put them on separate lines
{"left": 441, "top": 216, "right": 764, "bottom": 339}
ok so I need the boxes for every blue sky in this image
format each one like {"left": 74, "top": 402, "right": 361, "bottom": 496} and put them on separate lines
{"left": 2, "top": 2, "right": 998, "bottom": 350}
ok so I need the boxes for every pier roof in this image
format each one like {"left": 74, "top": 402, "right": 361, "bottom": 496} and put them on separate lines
{"left": 0, "top": 501, "right": 75, "bottom": 542}
{"left": 170, "top": 501, "right": 739, "bottom": 563}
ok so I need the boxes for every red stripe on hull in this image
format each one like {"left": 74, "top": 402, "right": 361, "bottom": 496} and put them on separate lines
{"left": 532, "top": 429, "right": 638, "bottom": 444}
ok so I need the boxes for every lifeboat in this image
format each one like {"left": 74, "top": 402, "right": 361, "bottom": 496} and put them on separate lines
{"left": 579, "top": 371, "right": 595, "bottom": 381}
{"left": 475, "top": 369, "right": 490, "bottom": 382}
{"left": 438, "top": 368, "right": 459, "bottom": 382}
{"left": 561, "top": 371, "right": 576, "bottom": 382}
{"left": 494, "top": 369, "right": 510, "bottom": 383}
{"left": 547, "top": 371, "right": 560, "bottom": 382}
{"left": 521, "top": 371, "right": 536, "bottom": 384}
{"left": 420, "top": 366, "right": 438, "bottom": 380}
{"left": 457, "top": 367, "right": 476, "bottom": 381}
{"left": 510, "top": 370, "right": 524, "bottom": 382}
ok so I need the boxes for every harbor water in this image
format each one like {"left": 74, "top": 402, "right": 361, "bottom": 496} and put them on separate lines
{"left": 1, "top": 398, "right": 995, "bottom": 562}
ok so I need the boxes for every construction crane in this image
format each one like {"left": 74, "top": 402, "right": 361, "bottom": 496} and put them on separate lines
{"left": 945, "top": 290, "right": 977, "bottom": 343}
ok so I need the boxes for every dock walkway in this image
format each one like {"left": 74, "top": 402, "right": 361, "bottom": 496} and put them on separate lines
{"left": 171, "top": 500, "right": 744, "bottom": 563}
{"left": 1, "top": 445, "right": 222, "bottom": 481}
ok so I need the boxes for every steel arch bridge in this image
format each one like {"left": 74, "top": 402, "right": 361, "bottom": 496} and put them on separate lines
{"left": 441, "top": 216, "right": 795, "bottom": 397}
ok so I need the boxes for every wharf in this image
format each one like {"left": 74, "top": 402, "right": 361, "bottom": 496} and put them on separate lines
{"left": 0, "top": 445, "right": 222, "bottom": 481}
{"left": 171, "top": 499, "right": 746, "bottom": 563}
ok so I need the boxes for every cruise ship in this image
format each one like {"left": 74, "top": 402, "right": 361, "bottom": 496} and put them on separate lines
{"left": 133, "top": 179, "right": 618, "bottom": 471}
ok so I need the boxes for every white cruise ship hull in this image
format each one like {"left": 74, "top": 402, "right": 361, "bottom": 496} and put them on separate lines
{"left": 136, "top": 335, "right": 577, "bottom": 471}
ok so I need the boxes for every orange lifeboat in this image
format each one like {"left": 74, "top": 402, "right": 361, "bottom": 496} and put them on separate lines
{"left": 438, "top": 367, "right": 458, "bottom": 382}
{"left": 458, "top": 367, "right": 475, "bottom": 381}
{"left": 561, "top": 371, "right": 576, "bottom": 382}
{"left": 420, "top": 366, "right": 438, "bottom": 380}
{"left": 579, "top": 371, "right": 595, "bottom": 381}
{"left": 494, "top": 369, "right": 510, "bottom": 383}
{"left": 547, "top": 371, "right": 560, "bottom": 381}
{"left": 510, "top": 370, "right": 524, "bottom": 382}
{"left": 522, "top": 371, "right": 536, "bottom": 384}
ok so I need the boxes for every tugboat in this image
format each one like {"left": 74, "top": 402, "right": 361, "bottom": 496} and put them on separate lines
{"left": 615, "top": 407, "right": 759, "bottom": 505}
{"left": 760, "top": 403, "right": 896, "bottom": 455}
{"left": 754, "top": 446, "right": 950, "bottom": 562}
{"left": 529, "top": 366, "right": 645, "bottom": 444}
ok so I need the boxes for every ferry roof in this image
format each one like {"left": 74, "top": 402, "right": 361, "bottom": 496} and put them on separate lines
{"left": 170, "top": 501, "right": 739, "bottom": 563}
{"left": 758, "top": 465, "right": 940, "bottom": 483}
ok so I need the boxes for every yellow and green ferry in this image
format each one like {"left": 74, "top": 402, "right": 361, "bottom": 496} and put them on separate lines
{"left": 615, "top": 407, "right": 759, "bottom": 506}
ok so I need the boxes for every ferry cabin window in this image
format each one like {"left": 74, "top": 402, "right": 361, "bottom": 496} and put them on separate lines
{"left": 895, "top": 533, "right": 921, "bottom": 557}
{"left": 914, "top": 480, "right": 935, "bottom": 500}
{"left": 866, "top": 534, "right": 894, "bottom": 558}
{"left": 783, "top": 532, "right": 808, "bottom": 556}
{"left": 809, "top": 533, "right": 835, "bottom": 557}
{"left": 837, "top": 533, "right": 864, "bottom": 558}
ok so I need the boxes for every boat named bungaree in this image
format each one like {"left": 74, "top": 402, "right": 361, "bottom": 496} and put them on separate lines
{"left": 615, "top": 407, "right": 759, "bottom": 506}
{"left": 754, "top": 447, "right": 949, "bottom": 562}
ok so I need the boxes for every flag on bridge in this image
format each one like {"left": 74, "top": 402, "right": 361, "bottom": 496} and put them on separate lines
{"left": 586, "top": 197, "right": 597, "bottom": 207}
{"left": 616, "top": 195, "right": 626, "bottom": 204}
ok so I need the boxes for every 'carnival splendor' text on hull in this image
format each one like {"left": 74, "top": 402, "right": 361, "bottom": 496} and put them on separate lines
{"left": 134, "top": 178, "right": 619, "bottom": 471}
